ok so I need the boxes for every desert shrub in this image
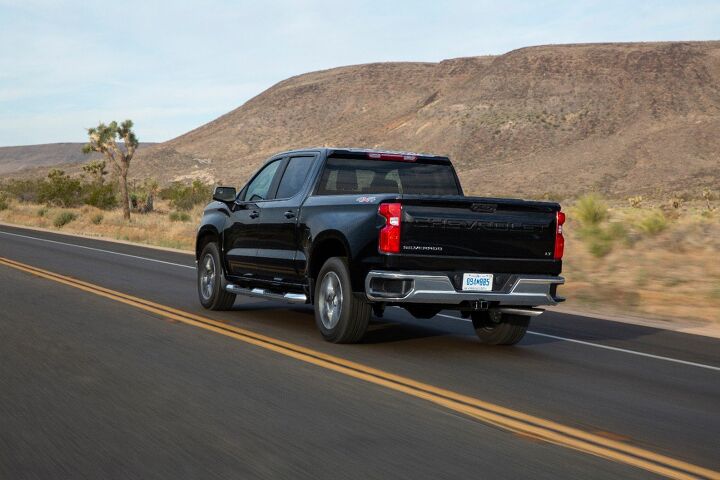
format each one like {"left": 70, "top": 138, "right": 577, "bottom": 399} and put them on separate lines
{"left": 575, "top": 193, "right": 608, "bottom": 226}
{"left": 606, "top": 222, "right": 632, "bottom": 246}
{"left": 577, "top": 225, "right": 615, "bottom": 258}
{"left": 90, "top": 213, "right": 103, "bottom": 225}
{"left": 53, "top": 211, "right": 77, "bottom": 228}
{"left": 38, "top": 170, "right": 83, "bottom": 207}
{"left": 169, "top": 211, "right": 191, "bottom": 222}
{"left": 129, "top": 179, "right": 158, "bottom": 213}
{"left": 588, "top": 237, "right": 613, "bottom": 257}
{"left": 628, "top": 195, "right": 643, "bottom": 208}
{"left": 161, "top": 180, "right": 212, "bottom": 211}
{"left": 669, "top": 197, "right": 683, "bottom": 209}
{"left": 702, "top": 188, "right": 716, "bottom": 211}
{"left": 1, "top": 178, "right": 43, "bottom": 202}
{"left": 636, "top": 210, "right": 668, "bottom": 236}
{"left": 0, "top": 192, "right": 9, "bottom": 211}
{"left": 159, "top": 183, "right": 179, "bottom": 200}
{"left": 37, "top": 207, "right": 47, "bottom": 217}
{"left": 577, "top": 220, "right": 630, "bottom": 258}
{"left": 83, "top": 182, "right": 117, "bottom": 209}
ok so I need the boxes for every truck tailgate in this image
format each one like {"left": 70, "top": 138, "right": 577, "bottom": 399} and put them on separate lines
{"left": 400, "top": 196, "right": 559, "bottom": 259}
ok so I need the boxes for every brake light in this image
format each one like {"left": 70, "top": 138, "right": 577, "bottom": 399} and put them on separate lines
{"left": 379, "top": 202, "right": 402, "bottom": 253}
{"left": 554, "top": 211, "right": 565, "bottom": 260}
{"left": 367, "top": 152, "right": 417, "bottom": 162}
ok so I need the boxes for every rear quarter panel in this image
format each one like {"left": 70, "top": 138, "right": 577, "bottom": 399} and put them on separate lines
{"left": 298, "top": 194, "right": 397, "bottom": 291}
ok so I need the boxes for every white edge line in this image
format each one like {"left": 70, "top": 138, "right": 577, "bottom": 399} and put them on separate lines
{"left": 0, "top": 221, "right": 192, "bottom": 255}
{"left": 437, "top": 313, "right": 720, "bottom": 372}
{"left": 0, "top": 230, "right": 195, "bottom": 270}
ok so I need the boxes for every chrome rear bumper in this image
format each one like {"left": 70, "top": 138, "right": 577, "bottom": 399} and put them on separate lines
{"left": 365, "top": 271, "right": 564, "bottom": 306}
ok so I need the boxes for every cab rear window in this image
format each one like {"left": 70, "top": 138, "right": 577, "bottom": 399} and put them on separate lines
{"left": 316, "top": 158, "right": 460, "bottom": 196}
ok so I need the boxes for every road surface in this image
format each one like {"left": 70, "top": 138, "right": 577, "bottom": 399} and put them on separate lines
{"left": 0, "top": 224, "right": 718, "bottom": 479}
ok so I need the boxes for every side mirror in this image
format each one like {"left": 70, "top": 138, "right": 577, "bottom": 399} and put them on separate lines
{"left": 213, "top": 186, "right": 237, "bottom": 203}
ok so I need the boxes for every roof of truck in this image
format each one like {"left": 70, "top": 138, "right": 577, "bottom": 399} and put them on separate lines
{"left": 273, "top": 147, "right": 451, "bottom": 162}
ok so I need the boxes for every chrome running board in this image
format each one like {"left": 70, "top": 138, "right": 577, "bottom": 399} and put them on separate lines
{"left": 225, "top": 284, "right": 308, "bottom": 304}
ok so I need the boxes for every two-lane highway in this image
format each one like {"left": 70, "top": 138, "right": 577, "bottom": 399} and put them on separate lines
{"left": 1, "top": 224, "right": 718, "bottom": 479}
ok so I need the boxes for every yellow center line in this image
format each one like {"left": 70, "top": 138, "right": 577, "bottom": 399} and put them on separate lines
{"left": 1, "top": 256, "right": 717, "bottom": 480}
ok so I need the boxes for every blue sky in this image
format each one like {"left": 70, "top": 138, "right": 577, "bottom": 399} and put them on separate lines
{"left": 1, "top": 0, "right": 719, "bottom": 146}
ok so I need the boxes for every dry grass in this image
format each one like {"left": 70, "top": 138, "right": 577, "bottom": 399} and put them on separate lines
{"left": 0, "top": 199, "right": 201, "bottom": 250}
{"left": 1, "top": 197, "right": 718, "bottom": 324}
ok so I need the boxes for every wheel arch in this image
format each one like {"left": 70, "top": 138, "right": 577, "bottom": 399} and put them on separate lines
{"left": 196, "top": 225, "right": 221, "bottom": 261}
{"left": 308, "top": 231, "right": 351, "bottom": 280}
{"left": 307, "top": 231, "right": 367, "bottom": 298}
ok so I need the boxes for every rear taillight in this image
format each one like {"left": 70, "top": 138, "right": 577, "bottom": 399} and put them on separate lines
{"left": 378, "top": 202, "right": 402, "bottom": 253}
{"left": 554, "top": 211, "right": 565, "bottom": 260}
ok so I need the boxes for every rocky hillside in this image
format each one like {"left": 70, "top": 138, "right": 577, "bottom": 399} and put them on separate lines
{"left": 51, "top": 42, "right": 720, "bottom": 198}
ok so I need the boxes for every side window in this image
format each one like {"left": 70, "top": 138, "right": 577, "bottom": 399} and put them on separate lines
{"left": 243, "top": 160, "right": 281, "bottom": 202}
{"left": 276, "top": 156, "right": 314, "bottom": 199}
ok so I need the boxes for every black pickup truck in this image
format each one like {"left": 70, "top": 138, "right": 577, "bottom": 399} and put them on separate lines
{"left": 196, "top": 148, "right": 565, "bottom": 345}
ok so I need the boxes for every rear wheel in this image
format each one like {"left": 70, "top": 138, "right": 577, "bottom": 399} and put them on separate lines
{"left": 314, "top": 257, "right": 370, "bottom": 343}
{"left": 197, "top": 242, "right": 236, "bottom": 310}
{"left": 471, "top": 311, "right": 530, "bottom": 345}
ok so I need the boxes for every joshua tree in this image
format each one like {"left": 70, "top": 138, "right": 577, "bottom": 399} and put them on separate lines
{"left": 81, "top": 160, "right": 108, "bottom": 184}
{"left": 83, "top": 120, "right": 138, "bottom": 220}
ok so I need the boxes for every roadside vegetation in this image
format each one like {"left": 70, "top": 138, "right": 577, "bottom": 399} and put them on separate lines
{"left": 564, "top": 191, "right": 720, "bottom": 323}
{"left": 0, "top": 168, "right": 212, "bottom": 249}
{"left": 0, "top": 118, "right": 214, "bottom": 248}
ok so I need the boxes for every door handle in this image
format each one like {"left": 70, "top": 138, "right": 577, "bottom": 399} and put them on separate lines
{"left": 284, "top": 210, "right": 296, "bottom": 219}
{"left": 249, "top": 210, "right": 260, "bottom": 219}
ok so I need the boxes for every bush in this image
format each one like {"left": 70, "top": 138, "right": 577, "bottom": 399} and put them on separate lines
{"left": 0, "top": 192, "right": 9, "bottom": 211}
{"left": 0, "top": 178, "right": 43, "bottom": 202}
{"left": 53, "top": 211, "right": 77, "bottom": 228}
{"left": 588, "top": 236, "right": 614, "bottom": 258}
{"left": 161, "top": 180, "right": 212, "bottom": 211}
{"left": 83, "top": 182, "right": 117, "bottom": 210}
{"left": 169, "top": 211, "right": 191, "bottom": 222}
{"left": 576, "top": 221, "right": 630, "bottom": 258}
{"left": 90, "top": 213, "right": 103, "bottom": 225}
{"left": 702, "top": 188, "right": 716, "bottom": 211}
{"left": 628, "top": 195, "right": 643, "bottom": 208}
{"left": 38, "top": 170, "right": 83, "bottom": 207}
{"left": 636, "top": 211, "right": 668, "bottom": 236}
{"left": 575, "top": 193, "right": 608, "bottom": 226}
{"left": 37, "top": 207, "right": 47, "bottom": 217}
{"left": 129, "top": 179, "right": 158, "bottom": 213}
{"left": 577, "top": 225, "right": 614, "bottom": 258}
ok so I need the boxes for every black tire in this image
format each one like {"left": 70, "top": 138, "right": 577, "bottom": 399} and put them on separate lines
{"left": 197, "top": 242, "right": 236, "bottom": 310}
{"left": 471, "top": 312, "right": 530, "bottom": 345}
{"left": 314, "top": 257, "right": 370, "bottom": 343}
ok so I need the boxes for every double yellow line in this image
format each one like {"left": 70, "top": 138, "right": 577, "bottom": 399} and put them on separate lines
{"left": 1, "top": 255, "right": 717, "bottom": 480}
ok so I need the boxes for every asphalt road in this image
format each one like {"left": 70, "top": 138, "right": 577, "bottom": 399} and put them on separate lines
{"left": 0, "top": 224, "right": 718, "bottom": 479}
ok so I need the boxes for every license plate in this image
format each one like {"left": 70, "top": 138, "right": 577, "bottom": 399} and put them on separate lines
{"left": 462, "top": 273, "right": 493, "bottom": 292}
